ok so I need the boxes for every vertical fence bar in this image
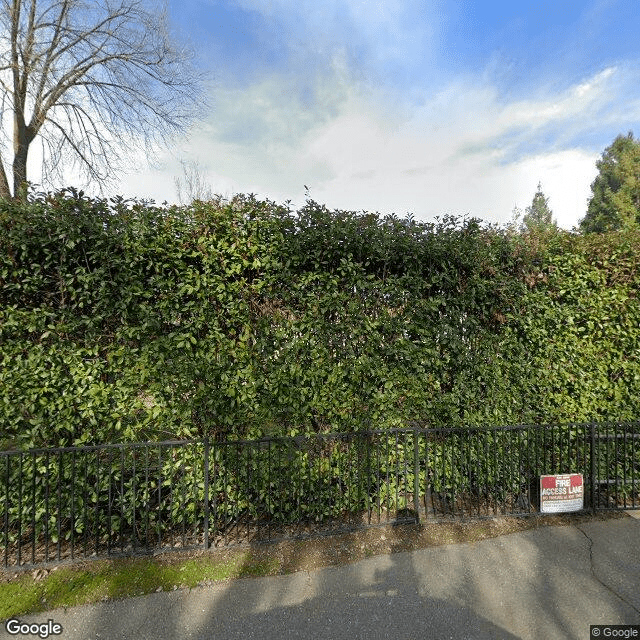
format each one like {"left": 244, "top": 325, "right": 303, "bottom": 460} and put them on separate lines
{"left": 591, "top": 423, "right": 597, "bottom": 514}
{"left": 309, "top": 435, "right": 315, "bottom": 527}
{"left": 221, "top": 443, "right": 228, "bottom": 546}
{"left": 384, "top": 432, "right": 390, "bottom": 522}
{"left": 234, "top": 442, "right": 240, "bottom": 545}
{"left": 466, "top": 430, "right": 472, "bottom": 516}
{"left": 542, "top": 424, "right": 547, "bottom": 476}
{"left": 491, "top": 429, "right": 500, "bottom": 516}
{"left": 82, "top": 454, "right": 88, "bottom": 558}
{"left": 192, "top": 443, "right": 198, "bottom": 545}
{"left": 133, "top": 446, "right": 138, "bottom": 552}
{"left": 525, "top": 426, "right": 531, "bottom": 513}
{"left": 393, "top": 432, "right": 399, "bottom": 519}
{"left": 469, "top": 430, "right": 476, "bottom": 516}
{"left": 413, "top": 427, "right": 420, "bottom": 522}
{"left": 365, "top": 433, "right": 371, "bottom": 524}
{"left": 44, "top": 451, "right": 50, "bottom": 563}
{"left": 446, "top": 432, "right": 452, "bottom": 516}
{"left": 354, "top": 435, "right": 361, "bottom": 525}
{"left": 497, "top": 430, "right": 504, "bottom": 516}
{"left": 518, "top": 428, "right": 524, "bottom": 512}
{"left": 4, "top": 455, "right": 9, "bottom": 567}
{"left": 605, "top": 423, "right": 611, "bottom": 508}
{"left": 94, "top": 449, "right": 100, "bottom": 557}
{"left": 316, "top": 437, "right": 323, "bottom": 528}
{"left": 17, "top": 453, "right": 23, "bottom": 566}
{"left": 337, "top": 435, "right": 344, "bottom": 528}
{"left": 424, "top": 429, "right": 430, "bottom": 521}
{"left": 440, "top": 430, "right": 446, "bottom": 516}
{"left": 533, "top": 426, "right": 539, "bottom": 513}
{"left": 551, "top": 424, "right": 556, "bottom": 473}
{"left": 614, "top": 422, "right": 620, "bottom": 508}
{"left": 70, "top": 451, "right": 76, "bottom": 560}
{"left": 483, "top": 429, "right": 490, "bottom": 517}
{"left": 569, "top": 422, "right": 574, "bottom": 473}
{"left": 247, "top": 442, "right": 252, "bottom": 542}
{"left": 422, "top": 427, "right": 431, "bottom": 523}
{"left": 620, "top": 423, "right": 627, "bottom": 509}
{"left": 515, "top": 429, "right": 521, "bottom": 513}
{"left": 309, "top": 437, "right": 315, "bottom": 527}
{"left": 248, "top": 443, "right": 254, "bottom": 542}
{"left": 269, "top": 439, "right": 274, "bottom": 539}
{"left": 375, "top": 435, "right": 381, "bottom": 523}
{"left": 117, "top": 446, "right": 122, "bottom": 553}
{"left": 268, "top": 439, "right": 273, "bottom": 540}
{"left": 107, "top": 449, "right": 113, "bottom": 555}
{"left": 181, "top": 450, "right": 186, "bottom": 548}
{"left": 346, "top": 435, "right": 352, "bottom": 527}
{"left": 583, "top": 423, "right": 589, "bottom": 505}
{"left": 28, "top": 453, "right": 33, "bottom": 565}
{"left": 204, "top": 437, "right": 209, "bottom": 550}
{"left": 56, "top": 451, "right": 62, "bottom": 561}
{"left": 144, "top": 446, "right": 150, "bottom": 550}
{"left": 633, "top": 425, "right": 637, "bottom": 508}
{"left": 214, "top": 443, "right": 221, "bottom": 547}
{"left": 455, "top": 430, "right": 460, "bottom": 516}
{"left": 157, "top": 445, "right": 162, "bottom": 549}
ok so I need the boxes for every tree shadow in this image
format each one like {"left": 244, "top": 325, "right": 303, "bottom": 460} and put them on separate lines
{"left": 40, "top": 515, "right": 639, "bottom": 640}
{"left": 82, "top": 523, "right": 519, "bottom": 640}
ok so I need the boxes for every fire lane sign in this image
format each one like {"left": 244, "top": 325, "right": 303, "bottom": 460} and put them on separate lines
{"left": 540, "top": 474, "right": 584, "bottom": 513}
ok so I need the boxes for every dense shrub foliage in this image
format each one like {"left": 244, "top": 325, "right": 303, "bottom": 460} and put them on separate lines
{"left": 1, "top": 189, "right": 640, "bottom": 449}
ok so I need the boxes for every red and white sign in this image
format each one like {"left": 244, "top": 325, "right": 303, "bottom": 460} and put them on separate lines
{"left": 540, "top": 474, "right": 584, "bottom": 513}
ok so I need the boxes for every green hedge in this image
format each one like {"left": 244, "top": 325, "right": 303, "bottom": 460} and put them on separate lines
{"left": 1, "top": 189, "right": 640, "bottom": 449}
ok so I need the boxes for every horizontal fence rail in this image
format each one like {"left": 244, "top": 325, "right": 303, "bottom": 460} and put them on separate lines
{"left": 1, "top": 422, "right": 639, "bottom": 568}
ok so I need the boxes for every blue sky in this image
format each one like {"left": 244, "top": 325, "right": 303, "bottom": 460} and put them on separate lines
{"left": 115, "top": 0, "right": 640, "bottom": 229}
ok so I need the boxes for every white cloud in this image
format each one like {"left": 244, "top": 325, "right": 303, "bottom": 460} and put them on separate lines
{"left": 251, "top": 65, "right": 611, "bottom": 227}
{"left": 117, "top": 58, "right": 631, "bottom": 229}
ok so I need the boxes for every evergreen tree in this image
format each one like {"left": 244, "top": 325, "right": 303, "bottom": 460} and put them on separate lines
{"left": 522, "top": 182, "right": 557, "bottom": 232}
{"left": 579, "top": 132, "right": 640, "bottom": 233}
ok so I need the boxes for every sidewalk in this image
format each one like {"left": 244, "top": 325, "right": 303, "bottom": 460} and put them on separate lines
{"left": 3, "top": 514, "right": 640, "bottom": 640}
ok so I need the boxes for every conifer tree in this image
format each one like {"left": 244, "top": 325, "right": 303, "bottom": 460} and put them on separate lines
{"left": 522, "top": 182, "right": 557, "bottom": 232}
{"left": 580, "top": 132, "right": 640, "bottom": 233}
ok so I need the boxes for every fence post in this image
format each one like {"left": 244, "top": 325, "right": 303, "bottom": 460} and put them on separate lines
{"left": 204, "top": 436, "right": 210, "bottom": 550}
{"left": 590, "top": 423, "right": 596, "bottom": 515}
{"left": 413, "top": 427, "right": 421, "bottom": 523}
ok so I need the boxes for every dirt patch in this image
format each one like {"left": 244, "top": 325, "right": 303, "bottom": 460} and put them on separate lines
{"left": 152, "top": 510, "right": 626, "bottom": 577}
{"left": 0, "top": 511, "right": 627, "bottom": 586}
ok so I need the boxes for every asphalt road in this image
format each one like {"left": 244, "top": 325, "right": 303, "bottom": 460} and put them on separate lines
{"left": 3, "top": 514, "right": 640, "bottom": 640}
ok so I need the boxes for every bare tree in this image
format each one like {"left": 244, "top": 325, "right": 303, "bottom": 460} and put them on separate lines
{"left": 0, "top": 0, "right": 206, "bottom": 200}
{"left": 174, "top": 158, "right": 214, "bottom": 204}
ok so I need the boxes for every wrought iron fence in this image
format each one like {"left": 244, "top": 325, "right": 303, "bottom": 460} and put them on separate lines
{"left": 2, "top": 422, "right": 639, "bottom": 568}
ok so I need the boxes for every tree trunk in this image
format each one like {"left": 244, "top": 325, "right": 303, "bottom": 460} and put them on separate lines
{"left": 13, "top": 120, "right": 32, "bottom": 201}
{"left": 0, "top": 155, "right": 11, "bottom": 200}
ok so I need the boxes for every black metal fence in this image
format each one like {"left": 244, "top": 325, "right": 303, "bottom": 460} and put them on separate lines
{"left": 2, "top": 422, "right": 639, "bottom": 568}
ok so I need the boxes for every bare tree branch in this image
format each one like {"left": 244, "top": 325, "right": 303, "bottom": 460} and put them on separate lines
{"left": 0, "top": 0, "right": 207, "bottom": 199}
{"left": 174, "top": 158, "right": 215, "bottom": 205}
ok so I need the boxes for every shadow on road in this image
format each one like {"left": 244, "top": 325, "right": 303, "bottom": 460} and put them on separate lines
{"left": 45, "top": 515, "right": 640, "bottom": 640}
{"left": 83, "top": 523, "right": 520, "bottom": 640}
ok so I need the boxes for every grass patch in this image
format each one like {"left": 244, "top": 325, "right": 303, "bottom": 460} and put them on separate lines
{"left": 0, "top": 551, "right": 280, "bottom": 619}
